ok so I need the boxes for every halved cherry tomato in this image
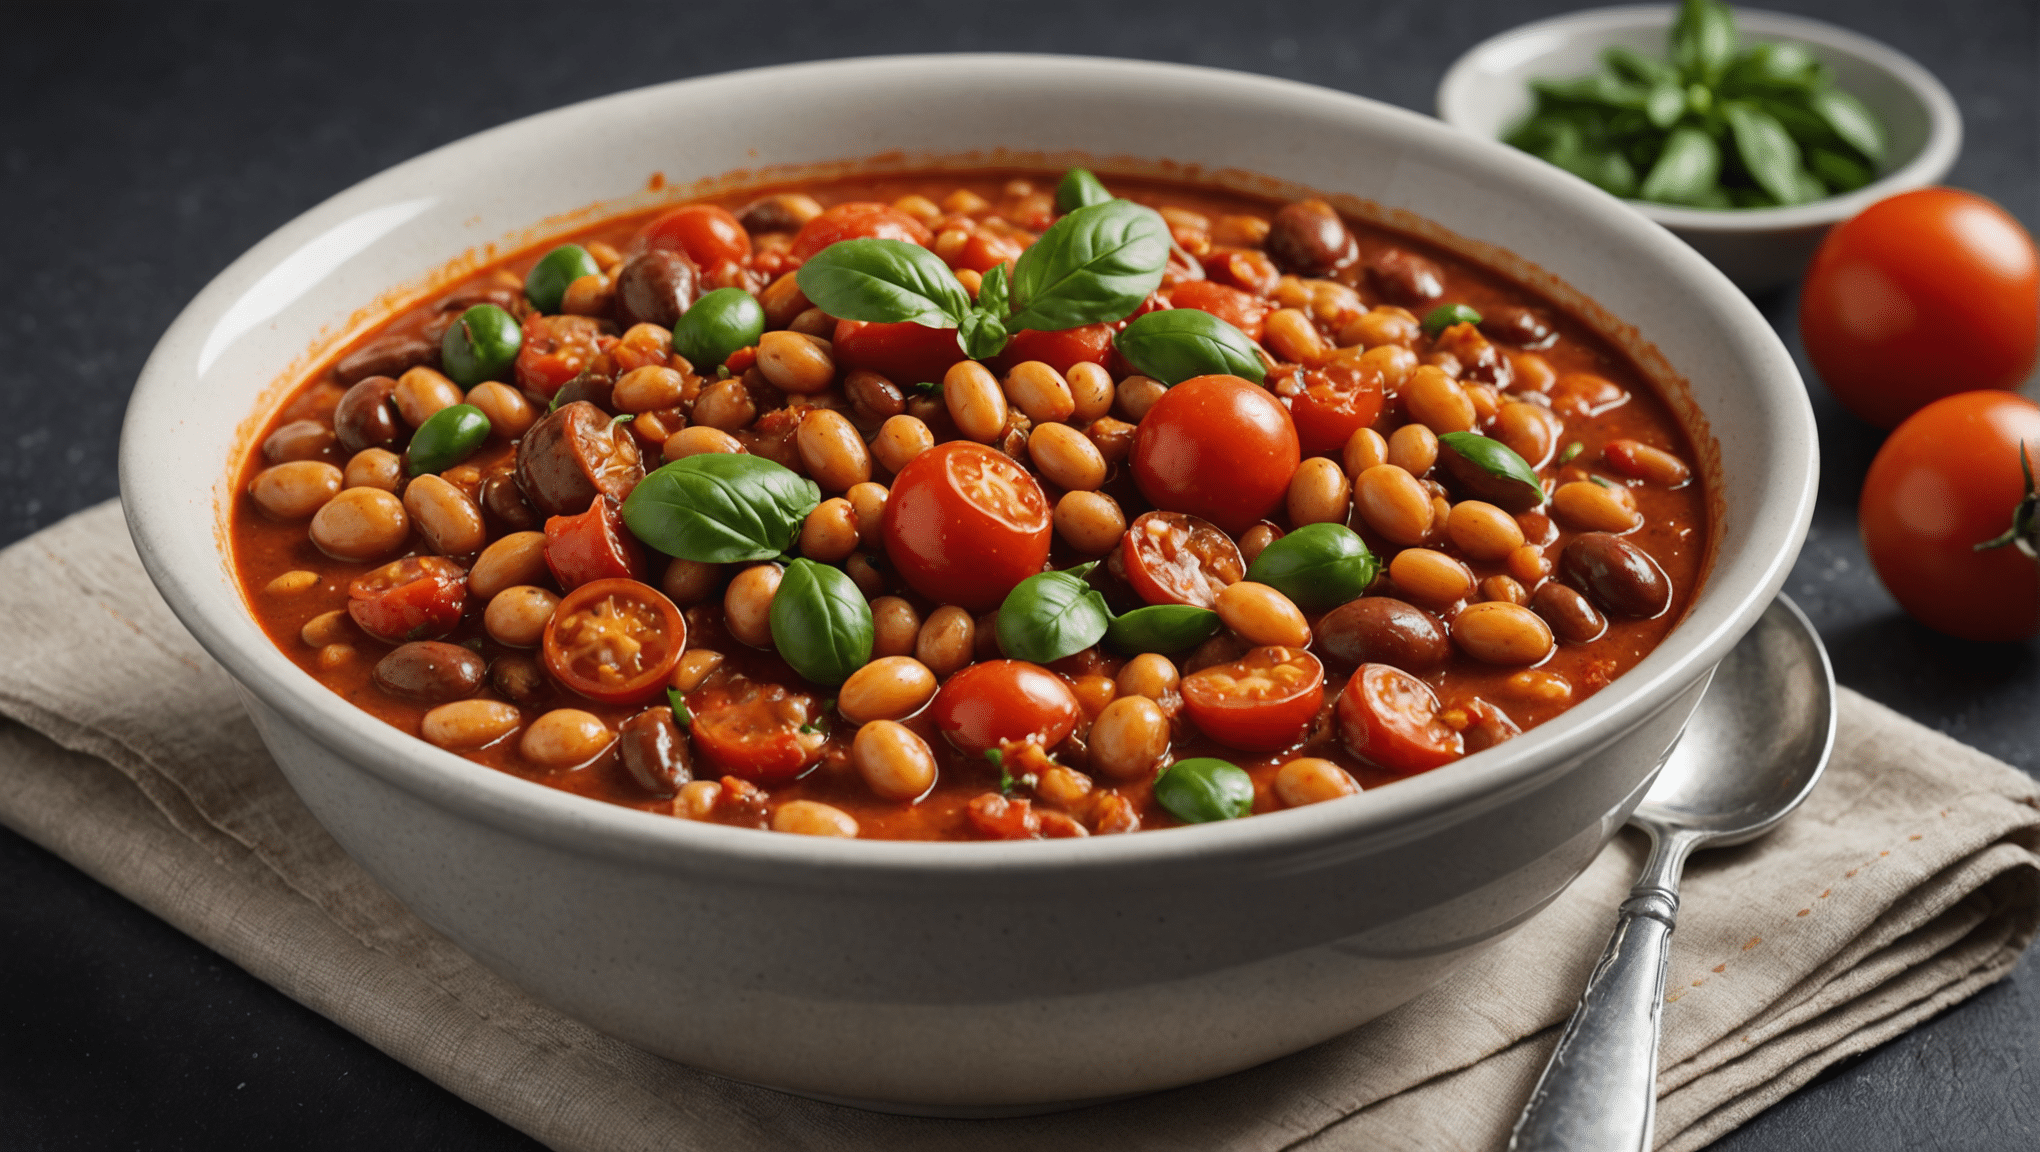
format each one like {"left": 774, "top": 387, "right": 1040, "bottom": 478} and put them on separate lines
{"left": 1180, "top": 646, "right": 1324, "bottom": 752}
{"left": 639, "top": 204, "right": 751, "bottom": 268}
{"left": 832, "top": 318, "right": 963, "bottom": 387}
{"left": 540, "top": 577, "right": 685, "bottom": 706}
{"left": 884, "top": 441, "right": 1053, "bottom": 611}
{"left": 688, "top": 673, "right": 828, "bottom": 780}
{"left": 1286, "top": 361, "right": 1385, "bottom": 456}
{"left": 347, "top": 556, "right": 467, "bottom": 643}
{"left": 966, "top": 792, "right": 1042, "bottom": 840}
{"left": 999, "top": 323, "right": 1113, "bottom": 375}
{"left": 1132, "top": 374, "right": 1300, "bottom": 535}
{"left": 544, "top": 496, "right": 646, "bottom": 591}
{"left": 514, "top": 313, "right": 607, "bottom": 397}
{"left": 1168, "top": 281, "right": 1271, "bottom": 342}
{"left": 929, "top": 660, "right": 1081, "bottom": 757}
{"left": 1119, "top": 510, "right": 1245, "bottom": 608}
{"left": 1335, "top": 663, "right": 1463, "bottom": 775}
{"left": 791, "top": 202, "right": 934, "bottom": 262}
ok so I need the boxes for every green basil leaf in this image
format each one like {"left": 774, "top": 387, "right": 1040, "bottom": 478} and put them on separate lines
{"left": 1421, "top": 303, "right": 1483, "bottom": 336}
{"left": 1807, "top": 87, "right": 1886, "bottom": 165}
{"left": 1113, "top": 308, "right": 1266, "bottom": 386}
{"left": 1723, "top": 101, "right": 1810, "bottom": 205}
{"left": 1639, "top": 126, "right": 1723, "bottom": 204}
{"left": 1670, "top": 0, "right": 1738, "bottom": 86}
{"left": 1644, "top": 81, "right": 1688, "bottom": 130}
{"left": 769, "top": 559, "right": 874, "bottom": 686}
{"left": 1153, "top": 758, "right": 1254, "bottom": 823}
{"left": 1244, "top": 523, "right": 1378, "bottom": 611}
{"left": 1055, "top": 167, "right": 1113, "bottom": 213}
{"left": 996, "top": 564, "right": 1111, "bottom": 664}
{"left": 1602, "top": 45, "right": 1681, "bottom": 88}
{"left": 1531, "top": 123, "right": 1640, "bottom": 197}
{"left": 1529, "top": 72, "right": 1648, "bottom": 111}
{"left": 958, "top": 310, "right": 1010, "bottom": 361}
{"left": 976, "top": 261, "right": 1011, "bottom": 318}
{"left": 524, "top": 244, "right": 601, "bottom": 314}
{"left": 794, "top": 238, "right": 971, "bottom": 328}
{"left": 1807, "top": 147, "right": 1871, "bottom": 193}
{"left": 666, "top": 687, "right": 692, "bottom": 726}
{"left": 1104, "top": 605, "right": 1222, "bottom": 655}
{"left": 1755, "top": 94, "right": 1836, "bottom": 144}
{"left": 1437, "top": 431, "right": 1546, "bottom": 513}
{"left": 621, "top": 454, "right": 821, "bottom": 563}
{"left": 1733, "top": 41, "right": 1820, "bottom": 90}
{"left": 1006, "top": 199, "right": 1170, "bottom": 332}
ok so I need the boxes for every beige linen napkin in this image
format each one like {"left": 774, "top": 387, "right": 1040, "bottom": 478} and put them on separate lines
{"left": 3, "top": 501, "right": 2037, "bottom": 1152}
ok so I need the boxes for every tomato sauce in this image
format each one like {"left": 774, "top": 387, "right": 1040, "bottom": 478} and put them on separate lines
{"left": 230, "top": 169, "right": 1709, "bottom": 840}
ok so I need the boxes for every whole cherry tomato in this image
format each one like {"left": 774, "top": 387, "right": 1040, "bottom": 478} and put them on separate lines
{"left": 1131, "top": 374, "right": 1300, "bottom": 535}
{"left": 1180, "top": 646, "right": 1325, "bottom": 752}
{"left": 1168, "top": 281, "right": 1271, "bottom": 342}
{"left": 688, "top": 672, "right": 829, "bottom": 780}
{"left": 544, "top": 496, "right": 646, "bottom": 591}
{"left": 929, "top": 660, "right": 1081, "bottom": 757}
{"left": 1336, "top": 663, "right": 1463, "bottom": 775}
{"left": 1285, "top": 361, "right": 1385, "bottom": 457}
{"left": 883, "top": 441, "right": 1053, "bottom": 612}
{"left": 791, "top": 202, "right": 934, "bottom": 262}
{"left": 347, "top": 556, "right": 468, "bottom": 643}
{"left": 999, "top": 323, "right": 1113, "bottom": 375}
{"left": 541, "top": 578, "right": 685, "bottom": 705}
{"left": 1119, "top": 510, "right": 1245, "bottom": 608}
{"left": 832, "top": 319, "right": 963, "bottom": 387}
{"left": 638, "top": 204, "right": 752, "bottom": 268}
{"left": 1860, "top": 391, "right": 2040, "bottom": 640}
{"left": 1800, "top": 188, "right": 2039, "bottom": 429}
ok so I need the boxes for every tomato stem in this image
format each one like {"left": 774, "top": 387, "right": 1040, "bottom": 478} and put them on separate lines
{"left": 1974, "top": 442, "right": 2040, "bottom": 560}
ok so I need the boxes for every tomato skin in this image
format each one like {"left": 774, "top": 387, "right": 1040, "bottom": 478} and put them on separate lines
{"left": 1119, "top": 510, "right": 1245, "bottom": 608}
{"left": 639, "top": 204, "right": 751, "bottom": 268}
{"left": 1336, "top": 663, "right": 1463, "bottom": 775}
{"left": 347, "top": 556, "right": 468, "bottom": 643}
{"left": 791, "top": 202, "right": 934, "bottom": 262}
{"left": 929, "top": 660, "right": 1081, "bottom": 756}
{"left": 1800, "top": 188, "right": 2040, "bottom": 429}
{"left": 998, "top": 323, "right": 1113, "bottom": 375}
{"left": 883, "top": 441, "right": 1053, "bottom": 612}
{"left": 1181, "top": 647, "right": 1325, "bottom": 752}
{"left": 1168, "top": 281, "right": 1270, "bottom": 342}
{"left": 1286, "top": 362, "right": 1385, "bottom": 457}
{"left": 1131, "top": 374, "right": 1300, "bottom": 535}
{"left": 1860, "top": 391, "right": 2040, "bottom": 641}
{"left": 544, "top": 496, "right": 647, "bottom": 592}
{"left": 515, "top": 313, "right": 607, "bottom": 397}
{"left": 540, "top": 578, "right": 685, "bottom": 706}
{"left": 832, "top": 319, "right": 963, "bottom": 386}
{"left": 688, "top": 675, "right": 828, "bottom": 780}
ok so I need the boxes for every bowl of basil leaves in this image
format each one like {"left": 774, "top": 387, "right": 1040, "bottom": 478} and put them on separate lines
{"left": 1436, "top": 2, "right": 1960, "bottom": 292}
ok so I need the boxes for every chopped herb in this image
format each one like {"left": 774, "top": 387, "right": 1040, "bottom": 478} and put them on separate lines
{"left": 1559, "top": 441, "right": 1585, "bottom": 463}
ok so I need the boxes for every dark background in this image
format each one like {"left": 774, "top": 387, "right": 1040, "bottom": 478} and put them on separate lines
{"left": 3, "top": 1, "right": 2035, "bottom": 1147}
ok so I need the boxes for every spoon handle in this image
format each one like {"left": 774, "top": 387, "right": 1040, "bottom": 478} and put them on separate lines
{"left": 1509, "top": 833, "right": 1692, "bottom": 1152}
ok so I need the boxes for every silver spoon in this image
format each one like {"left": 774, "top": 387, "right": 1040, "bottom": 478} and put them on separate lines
{"left": 1510, "top": 594, "right": 1837, "bottom": 1151}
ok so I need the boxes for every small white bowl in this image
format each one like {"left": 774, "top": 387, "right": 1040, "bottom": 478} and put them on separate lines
{"left": 1437, "top": 5, "right": 1962, "bottom": 293}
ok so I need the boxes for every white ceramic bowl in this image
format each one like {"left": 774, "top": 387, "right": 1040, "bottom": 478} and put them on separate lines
{"left": 120, "top": 54, "right": 1816, "bottom": 1112}
{"left": 1437, "top": 5, "right": 1962, "bottom": 293}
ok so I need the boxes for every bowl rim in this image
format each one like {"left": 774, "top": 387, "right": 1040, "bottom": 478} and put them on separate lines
{"left": 1435, "top": 3, "right": 1964, "bottom": 233}
{"left": 120, "top": 52, "right": 1816, "bottom": 883}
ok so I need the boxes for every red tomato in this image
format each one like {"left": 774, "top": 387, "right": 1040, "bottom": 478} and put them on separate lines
{"left": 999, "top": 323, "right": 1113, "bottom": 375}
{"left": 515, "top": 313, "right": 607, "bottom": 397}
{"left": 791, "top": 202, "right": 934, "bottom": 262}
{"left": 1131, "top": 374, "right": 1300, "bottom": 535}
{"left": 1800, "top": 188, "right": 2040, "bottom": 429}
{"left": 688, "top": 673, "right": 829, "bottom": 780}
{"left": 638, "top": 204, "right": 751, "bottom": 268}
{"left": 1119, "top": 510, "right": 1246, "bottom": 608}
{"left": 1860, "top": 391, "right": 2040, "bottom": 640}
{"left": 1286, "top": 361, "right": 1386, "bottom": 456}
{"left": 966, "top": 792, "right": 1043, "bottom": 840}
{"left": 540, "top": 578, "right": 685, "bottom": 705}
{"left": 347, "top": 556, "right": 467, "bottom": 643}
{"left": 929, "top": 660, "right": 1081, "bottom": 757}
{"left": 883, "top": 441, "right": 1053, "bottom": 611}
{"left": 1168, "top": 281, "right": 1271, "bottom": 342}
{"left": 1336, "top": 663, "right": 1463, "bottom": 775}
{"left": 544, "top": 496, "right": 646, "bottom": 591}
{"left": 1201, "top": 248, "right": 1281, "bottom": 296}
{"left": 832, "top": 319, "right": 963, "bottom": 386}
{"left": 1181, "top": 647, "right": 1325, "bottom": 752}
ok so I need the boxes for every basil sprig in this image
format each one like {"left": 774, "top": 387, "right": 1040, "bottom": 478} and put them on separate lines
{"left": 1056, "top": 167, "right": 1113, "bottom": 213}
{"left": 1245, "top": 523, "right": 1378, "bottom": 611}
{"left": 621, "top": 454, "right": 821, "bottom": 563}
{"left": 1104, "top": 604, "right": 1222, "bottom": 655}
{"left": 1436, "top": 432, "right": 1546, "bottom": 513}
{"left": 769, "top": 559, "right": 874, "bottom": 685}
{"left": 996, "top": 562, "right": 1111, "bottom": 664}
{"left": 1154, "top": 758, "right": 1255, "bottom": 823}
{"left": 794, "top": 178, "right": 1169, "bottom": 361}
{"left": 1113, "top": 308, "right": 1267, "bottom": 385}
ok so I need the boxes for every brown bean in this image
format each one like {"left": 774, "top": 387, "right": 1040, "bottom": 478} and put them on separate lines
{"left": 1480, "top": 574, "right": 1528, "bottom": 604}
{"left": 1492, "top": 401, "right": 1562, "bottom": 469}
{"left": 1354, "top": 464, "right": 1433, "bottom": 546}
{"left": 618, "top": 706, "right": 692, "bottom": 797}
{"left": 1551, "top": 480, "right": 1642, "bottom": 533}
{"left": 1339, "top": 306, "right": 1422, "bottom": 349}
{"left": 613, "top": 366, "right": 690, "bottom": 413}
{"left": 944, "top": 360, "right": 1008, "bottom": 442}
{"left": 469, "top": 530, "right": 549, "bottom": 599}
{"left": 372, "top": 641, "right": 485, "bottom": 704}
{"left": 724, "top": 564, "right": 782, "bottom": 648}
{"left": 309, "top": 487, "right": 409, "bottom": 561}
{"left": 485, "top": 586, "right": 559, "bottom": 648}
{"left": 1603, "top": 439, "right": 1691, "bottom": 487}
{"left": 1343, "top": 427, "right": 1389, "bottom": 477}
{"left": 1316, "top": 596, "right": 1450, "bottom": 672}
{"left": 1054, "top": 490, "right": 1126, "bottom": 554}
{"left": 262, "top": 419, "right": 336, "bottom": 464}
{"left": 343, "top": 448, "right": 403, "bottom": 492}
{"left": 1286, "top": 457, "right": 1351, "bottom": 526}
{"left": 1264, "top": 308, "right": 1329, "bottom": 365}
{"left": 1507, "top": 544, "right": 1552, "bottom": 584}
{"left": 1215, "top": 582, "right": 1311, "bottom": 647}
{"left": 1238, "top": 523, "right": 1282, "bottom": 565}
{"left": 844, "top": 369, "right": 905, "bottom": 425}
{"left": 846, "top": 552, "right": 887, "bottom": 598}
{"left": 1089, "top": 695, "right": 1172, "bottom": 781}
{"left": 1066, "top": 362, "right": 1114, "bottom": 422}
{"left": 1029, "top": 422, "right": 1107, "bottom": 491}
{"left": 1437, "top": 437, "right": 1548, "bottom": 514}
{"left": 336, "top": 334, "right": 437, "bottom": 386}
{"left": 521, "top": 708, "right": 614, "bottom": 768}
{"left": 691, "top": 378, "right": 756, "bottom": 433}
{"left": 1275, "top": 758, "right": 1361, "bottom": 807}
{"left": 1560, "top": 533, "right": 1671, "bottom": 619}
{"left": 420, "top": 699, "right": 521, "bottom": 750}
{"left": 1403, "top": 366, "right": 1476, "bottom": 433}
{"left": 1480, "top": 305, "right": 1556, "bottom": 348}
{"left": 1451, "top": 601, "right": 1554, "bottom": 666}
{"left": 614, "top": 249, "right": 699, "bottom": 328}
{"left": 1086, "top": 416, "right": 1138, "bottom": 465}
{"left": 489, "top": 654, "right": 549, "bottom": 706}
{"left": 788, "top": 307, "right": 834, "bottom": 338}
{"left": 838, "top": 656, "right": 939, "bottom": 724}
{"left": 852, "top": 719, "right": 939, "bottom": 801}
{"left": 1114, "top": 375, "right": 1167, "bottom": 422}
{"left": 1114, "top": 653, "right": 1181, "bottom": 702}
{"left": 480, "top": 471, "right": 538, "bottom": 531}
{"left": 1003, "top": 361, "right": 1076, "bottom": 424}
{"left": 739, "top": 193, "right": 825, "bottom": 234}
{"left": 796, "top": 408, "right": 871, "bottom": 492}
{"left": 465, "top": 381, "right": 536, "bottom": 439}
{"left": 392, "top": 366, "right": 463, "bottom": 427}
{"left": 1389, "top": 548, "right": 1475, "bottom": 606}
{"left": 1530, "top": 581, "right": 1607, "bottom": 643}
{"left": 1550, "top": 372, "right": 1628, "bottom": 419}
{"left": 772, "top": 799, "right": 859, "bottom": 837}
{"left": 333, "top": 375, "right": 402, "bottom": 454}
{"left": 916, "top": 605, "right": 975, "bottom": 677}
{"left": 404, "top": 473, "right": 486, "bottom": 555}
{"left": 758, "top": 330, "right": 836, "bottom": 395}
{"left": 1447, "top": 500, "right": 1526, "bottom": 561}
{"left": 800, "top": 498, "right": 861, "bottom": 562}
{"left": 1267, "top": 199, "right": 1357, "bottom": 275}
{"left": 865, "top": 596, "right": 920, "bottom": 658}
{"left": 872, "top": 414, "right": 934, "bottom": 474}
{"left": 515, "top": 400, "right": 645, "bottom": 516}
{"left": 1387, "top": 424, "right": 1438, "bottom": 477}
{"left": 664, "top": 425, "right": 745, "bottom": 461}
{"left": 1365, "top": 248, "right": 1444, "bottom": 305}
{"left": 249, "top": 461, "right": 342, "bottom": 520}
{"left": 661, "top": 558, "right": 724, "bottom": 607}
{"left": 847, "top": 482, "right": 888, "bottom": 547}
{"left": 671, "top": 649, "right": 725, "bottom": 693}
{"left": 560, "top": 273, "right": 615, "bottom": 317}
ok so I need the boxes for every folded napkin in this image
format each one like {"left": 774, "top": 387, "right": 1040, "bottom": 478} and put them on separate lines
{"left": 3, "top": 501, "right": 2036, "bottom": 1151}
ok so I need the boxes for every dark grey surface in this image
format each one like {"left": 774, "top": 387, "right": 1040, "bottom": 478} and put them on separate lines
{"left": 1, "top": 1, "right": 2035, "bottom": 1148}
